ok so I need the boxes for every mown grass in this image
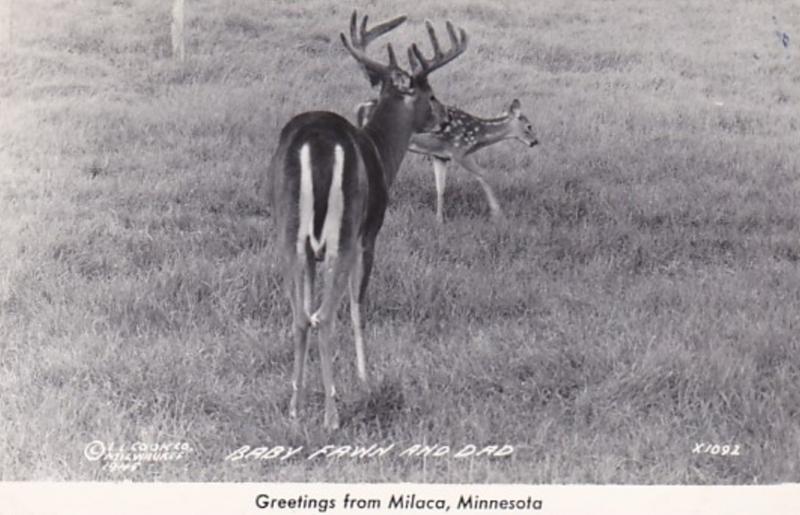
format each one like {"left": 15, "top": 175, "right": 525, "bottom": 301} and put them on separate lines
{"left": 1, "top": 0, "right": 799, "bottom": 483}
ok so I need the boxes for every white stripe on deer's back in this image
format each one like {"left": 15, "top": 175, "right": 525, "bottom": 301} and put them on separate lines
{"left": 296, "top": 143, "right": 345, "bottom": 257}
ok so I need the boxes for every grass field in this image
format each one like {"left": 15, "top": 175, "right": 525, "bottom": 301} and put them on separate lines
{"left": 1, "top": 0, "right": 799, "bottom": 483}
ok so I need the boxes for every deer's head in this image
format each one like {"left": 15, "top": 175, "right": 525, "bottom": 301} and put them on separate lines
{"left": 341, "top": 12, "right": 467, "bottom": 134}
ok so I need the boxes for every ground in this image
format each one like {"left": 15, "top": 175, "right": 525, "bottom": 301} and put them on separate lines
{"left": 1, "top": 0, "right": 799, "bottom": 482}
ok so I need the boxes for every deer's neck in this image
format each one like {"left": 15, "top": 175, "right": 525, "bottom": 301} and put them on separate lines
{"left": 463, "top": 115, "right": 515, "bottom": 152}
{"left": 363, "top": 100, "right": 415, "bottom": 189}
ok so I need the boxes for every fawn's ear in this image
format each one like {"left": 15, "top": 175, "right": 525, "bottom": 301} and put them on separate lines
{"left": 509, "top": 98, "right": 522, "bottom": 116}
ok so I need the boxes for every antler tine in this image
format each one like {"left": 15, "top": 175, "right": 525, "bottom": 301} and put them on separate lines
{"left": 350, "top": 11, "right": 358, "bottom": 43}
{"left": 407, "top": 47, "right": 421, "bottom": 74}
{"left": 364, "top": 15, "right": 407, "bottom": 47}
{"left": 359, "top": 15, "right": 369, "bottom": 46}
{"left": 446, "top": 20, "right": 461, "bottom": 50}
{"left": 350, "top": 10, "right": 407, "bottom": 52}
{"left": 410, "top": 19, "right": 468, "bottom": 79}
{"left": 425, "top": 20, "right": 442, "bottom": 59}
{"left": 387, "top": 43, "right": 398, "bottom": 68}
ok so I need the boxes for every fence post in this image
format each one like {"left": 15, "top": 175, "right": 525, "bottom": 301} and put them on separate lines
{"left": 3, "top": 0, "right": 12, "bottom": 49}
{"left": 171, "top": 0, "right": 185, "bottom": 61}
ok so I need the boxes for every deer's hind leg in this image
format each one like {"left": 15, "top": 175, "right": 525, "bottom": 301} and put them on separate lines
{"left": 287, "top": 249, "right": 314, "bottom": 419}
{"left": 310, "top": 247, "right": 356, "bottom": 430}
{"left": 348, "top": 244, "right": 367, "bottom": 385}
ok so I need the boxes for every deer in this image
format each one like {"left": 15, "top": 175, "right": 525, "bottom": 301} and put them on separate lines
{"left": 265, "top": 11, "right": 468, "bottom": 430}
{"left": 355, "top": 98, "right": 539, "bottom": 223}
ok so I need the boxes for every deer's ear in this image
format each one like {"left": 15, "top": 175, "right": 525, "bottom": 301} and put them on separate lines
{"left": 509, "top": 98, "right": 521, "bottom": 116}
{"left": 355, "top": 100, "right": 377, "bottom": 128}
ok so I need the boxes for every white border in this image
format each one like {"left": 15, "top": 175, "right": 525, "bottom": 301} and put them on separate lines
{"left": 2, "top": 482, "right": 800, "bottom": 515}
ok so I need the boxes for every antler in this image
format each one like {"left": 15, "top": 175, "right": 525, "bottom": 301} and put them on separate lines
{"left": 340, "top": 11, "right": 407, "bottom": 84}
{"left": 349, "top": 11, "right": 407, "bottom": 53}
{"left": 409, "top": 20, "right": 468, "bottom": 79}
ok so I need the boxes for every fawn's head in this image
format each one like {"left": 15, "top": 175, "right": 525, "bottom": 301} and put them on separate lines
{"left": 506, "top": 99, "right": 538, "bottom": 147}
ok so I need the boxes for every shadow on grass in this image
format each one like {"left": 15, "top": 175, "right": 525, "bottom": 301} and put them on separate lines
{"left": 341, "top": 378, "right": 406, "bottom": 432}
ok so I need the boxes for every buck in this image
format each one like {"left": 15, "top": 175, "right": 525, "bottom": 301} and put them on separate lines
{"left": 266, "top": 12, "right": 468, "bottom": 429}
{"left": 356, "top": 98, "right": 538, "bottom": 223}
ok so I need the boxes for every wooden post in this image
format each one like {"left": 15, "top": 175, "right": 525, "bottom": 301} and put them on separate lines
{"left": 3, "top": 0, "right": 12, "bottom": 49}
{"left": 171, "top": 0, "right": 185, "bottom": 61}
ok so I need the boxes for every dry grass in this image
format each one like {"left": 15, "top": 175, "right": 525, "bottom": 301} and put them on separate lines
{"left": 1, "top": 0, "right": 799, "bottom": 482}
